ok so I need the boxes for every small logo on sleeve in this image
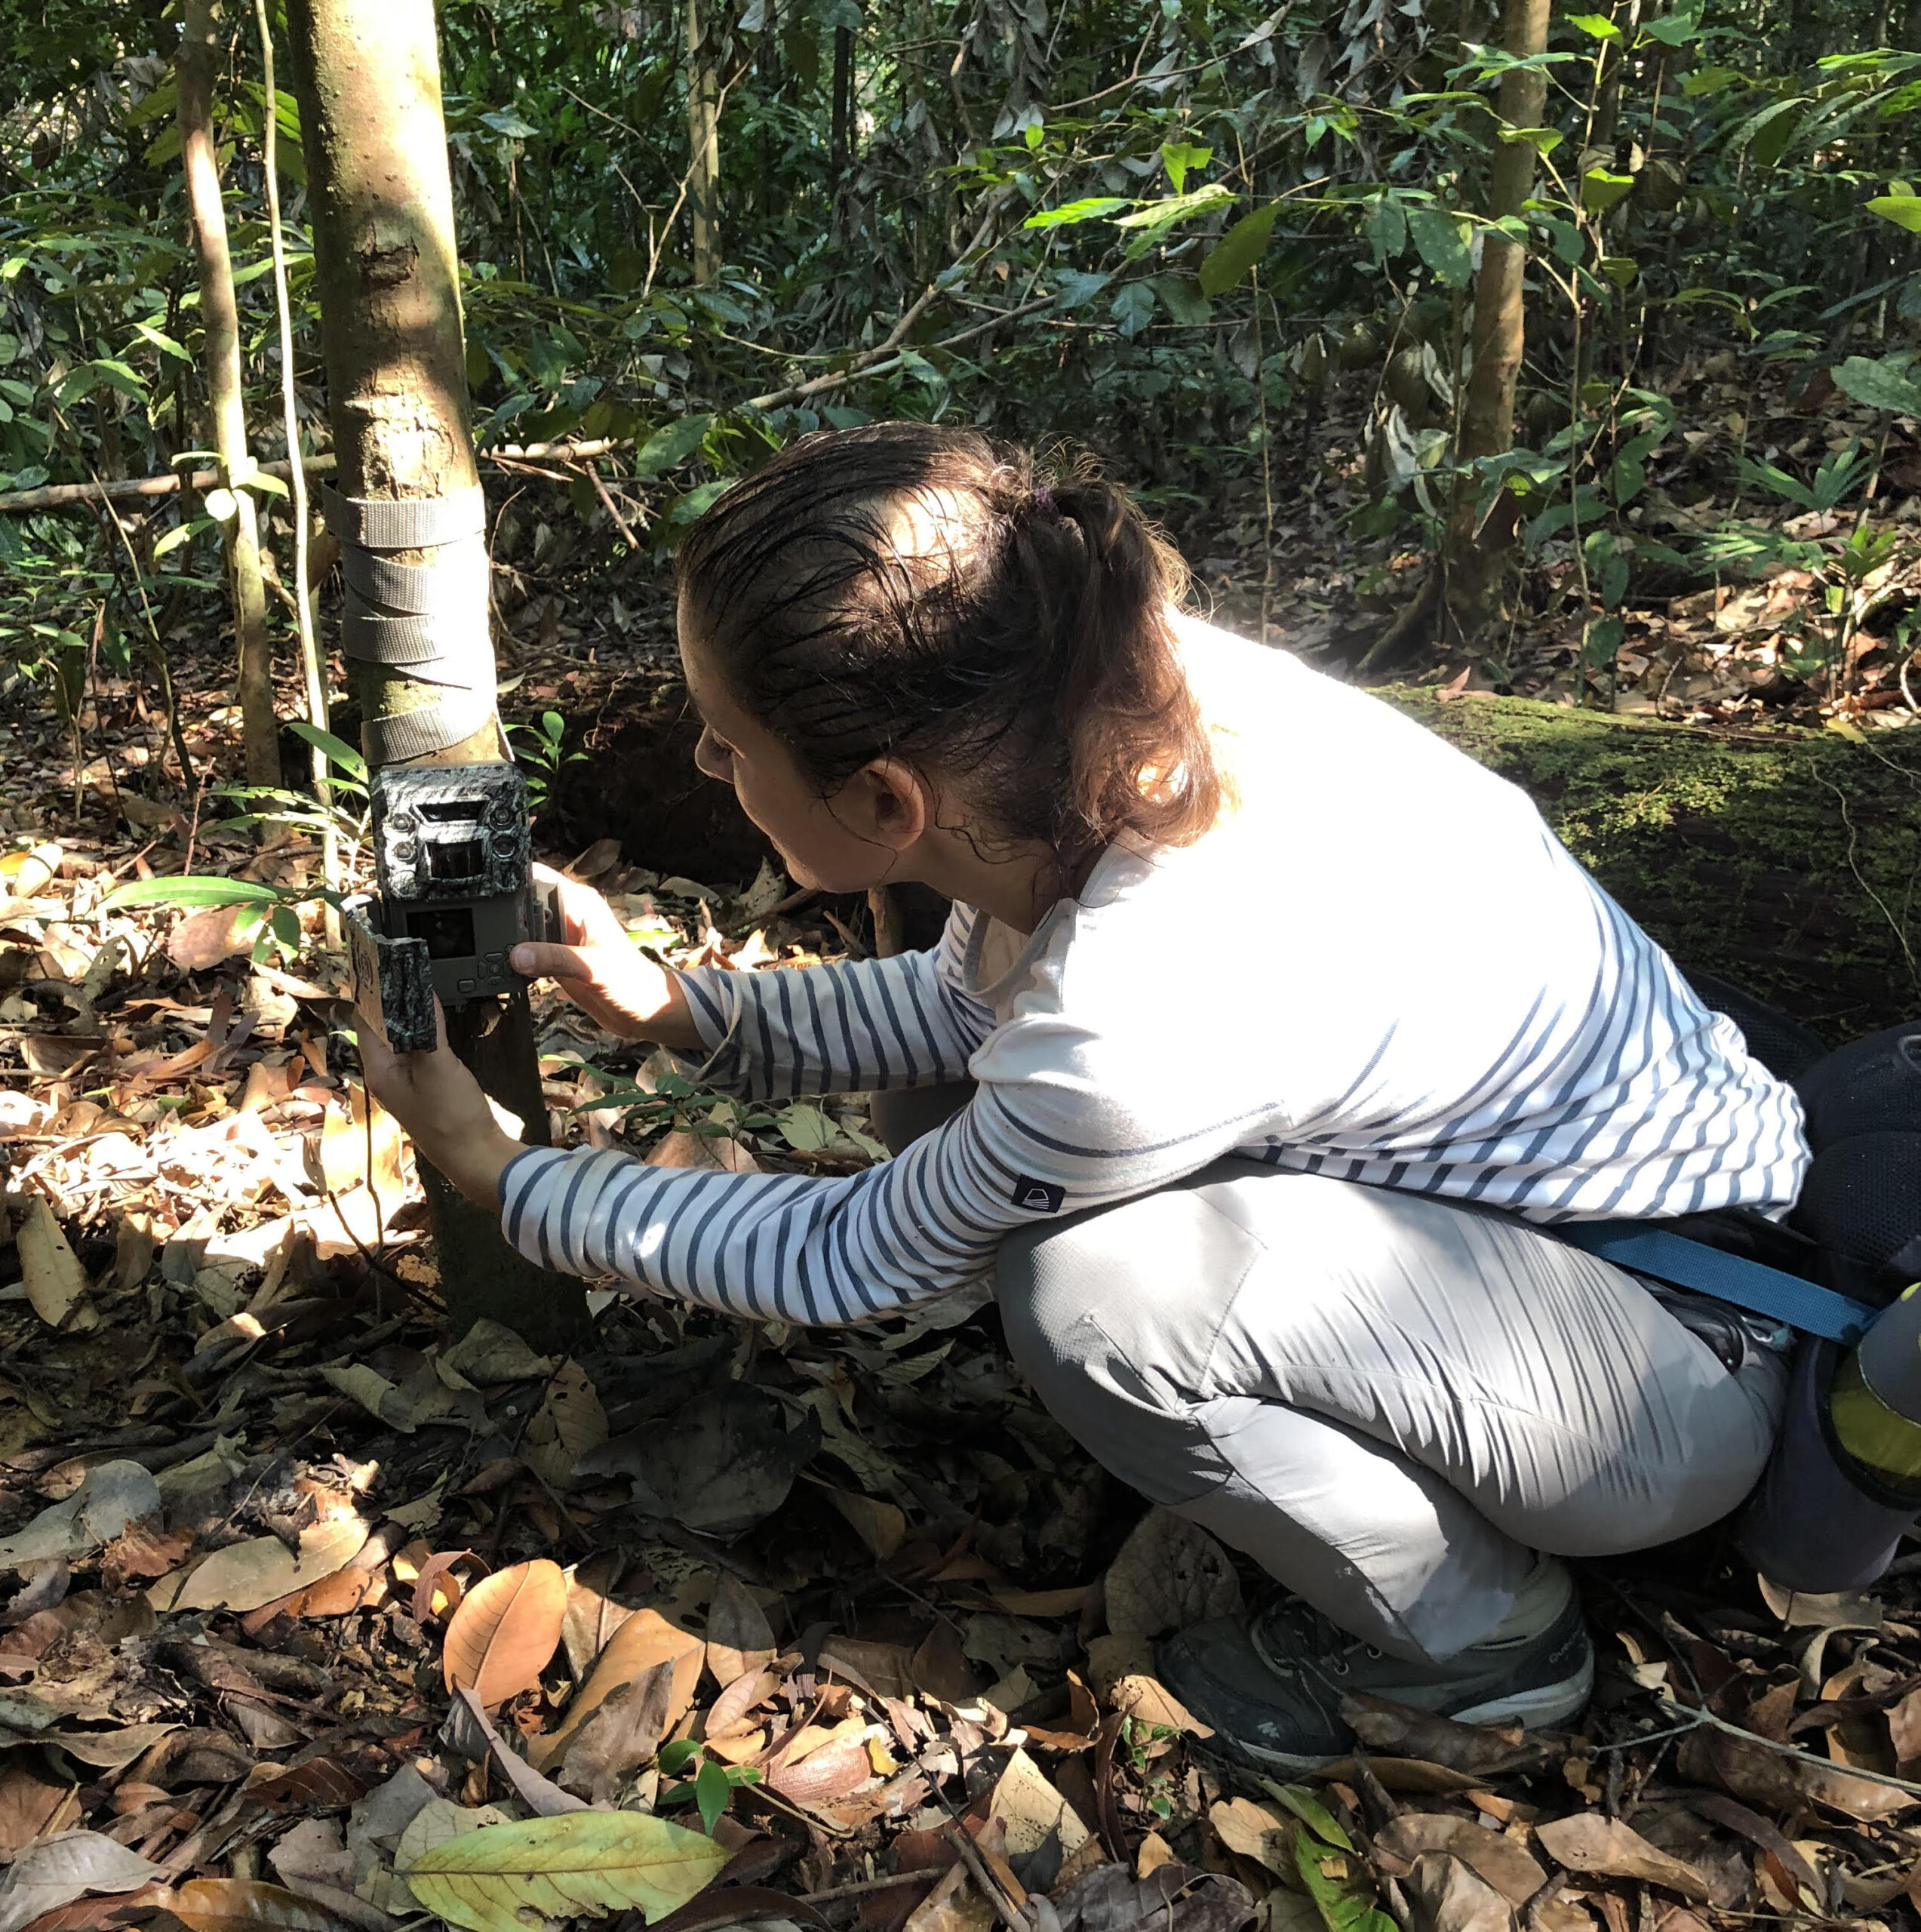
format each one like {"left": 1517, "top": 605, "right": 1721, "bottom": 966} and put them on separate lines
{"left": 1010, "top": 1177, "right": 1065, "bottom": 1214}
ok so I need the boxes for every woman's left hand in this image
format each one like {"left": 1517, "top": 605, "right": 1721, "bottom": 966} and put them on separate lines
{"left": 357, "top": 1001, "right": 524, "bottom": 1211}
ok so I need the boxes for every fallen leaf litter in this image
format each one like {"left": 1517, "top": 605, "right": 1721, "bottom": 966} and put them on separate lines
{"left": 8, "top": 801, "right": 1921, "bottom": 1932}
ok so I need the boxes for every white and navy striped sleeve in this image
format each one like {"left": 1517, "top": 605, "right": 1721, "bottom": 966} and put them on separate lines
{"left": 676, "top": 903, "right": 997, "bottom": 1100}
{"left": 496, "top": 1019, "right": 1262, "bottom": 1324}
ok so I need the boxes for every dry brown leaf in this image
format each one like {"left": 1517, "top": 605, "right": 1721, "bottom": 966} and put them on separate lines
{"left": 165, "top": 905, "right": 255, "bottom": 972}
{"left": 522, "top": 1359, "right": 610, "bottom": 1488}
{"left": 986, "top": 1746, "right": 1091, "bottom": 1878}
{"left": 824, "top": 1485, "right": 907, "bottom": 1561}
{"left": 244, "top": 1526, "right": 396, "bottom": 1626}
{"left": 1082, "top": 1634, "right": 1154, "bottom": 1696}
{"left": 561, "top": 1560, "right": 636, "bottom": 1678}
{"left": 413, "top": 1549, "right": 481, "bottom": 1626}
{"left": 554, "top": 1661, "right": 677, "bottom": 1801}
{"left": 1534, "top": 1815, "right": 1712, "bottom": 1903}
{"left": 1103, "top": 1509, "right": 1240, "bottom": 1638}
{"left": 820, "top": 1635, "right": 918, "bottom": 1701}
{"left": 1405, "top": 1850, "right": 1516, "bottom": 1932}
{"left": 1135, "top": 1833, "right": 1176, "bottom": 1880}
{"left": 0, "top": 1755, "right": 80, "bottom": 1858}
{"left": 767, "top": 1736, "right": 874, "bottom": 1805}
{"left": 441, "top": 1557, "right": 567, "bottom": 1709}
{"left": 1677, "top": 1724, "right": 1913, "bottom": 1823}
{"left": 1373, "top": 1814, "right": 1548, "bottom": 1905}
{"left": 705, "top": 1571, "right": 777, "bottom": 1687}
{"left": 169, "top": 1877, "right": 364, "bottom": 1932}
{"left": 1339, "top": 1694, "right": 1560, "bottom": 1776}
{"left": 1207, "top": 1798, "right": 1292, "bottom": 1874}
{"left": 18, "top": 1198, "right": 90, "bottom": 1328}
{"left": 707, "top": 1667, "right": 779, "bottom": 1739}
{"left": 647, "top": 1128, "right": 760, "bottom": 1172}
{"left": 530, "top": 1607, "right": 702, "bottom": 1771}
{"left": 901, "top": 1863, "right": 995, "bottom": 1932}
{"left": 910, "top": 1623, "right": 984, "bottom": 1705}
{"left": 1682, "top": 1791, "right": 1821, "bottom": 1900}
{"left": 150, "top": 1518, "right": 369, "bottom": 1615}
{"left": 1110, "top": 1674, "right": 1212, "bottom": 1740}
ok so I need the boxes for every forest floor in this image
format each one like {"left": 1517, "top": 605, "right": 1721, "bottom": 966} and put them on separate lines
{"left": 3, "top": 356, "right": 1921, "bottom": 1932}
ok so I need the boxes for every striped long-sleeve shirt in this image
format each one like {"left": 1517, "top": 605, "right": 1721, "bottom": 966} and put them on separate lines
{"left": 501, "top": 618, "right": 1810, "bottom": 1325}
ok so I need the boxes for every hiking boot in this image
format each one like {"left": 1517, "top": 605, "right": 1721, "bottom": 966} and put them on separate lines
{"left": 1156, "top": 1558, "right": 1594, "bottom": 1771}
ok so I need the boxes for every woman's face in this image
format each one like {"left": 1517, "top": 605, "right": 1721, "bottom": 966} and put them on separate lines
{"left": 680, "top": 613, "right": 915, "bottom": 895}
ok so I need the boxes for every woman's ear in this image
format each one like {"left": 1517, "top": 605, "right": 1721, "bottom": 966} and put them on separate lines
{"left": 838, "top": 755, "right": 930, "bottom": 854}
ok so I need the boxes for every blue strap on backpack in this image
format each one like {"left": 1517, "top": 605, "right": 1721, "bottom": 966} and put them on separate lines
{"left": 1560, "top": 1221, "right": 1876, "bottom": 1345}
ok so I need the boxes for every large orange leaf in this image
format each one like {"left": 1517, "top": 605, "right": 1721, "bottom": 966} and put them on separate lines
{"left": 441, "top": 1558, "right": 567, "bottom": 1709}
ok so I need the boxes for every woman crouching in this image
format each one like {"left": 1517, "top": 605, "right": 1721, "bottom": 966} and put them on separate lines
{"left": 364, "top": 420, "right": 1804, "bottom": 1769}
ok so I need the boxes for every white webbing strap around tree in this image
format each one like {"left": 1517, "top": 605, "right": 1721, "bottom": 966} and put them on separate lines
{"left": 320, "top": 484, "right": 496, "bottom": 764}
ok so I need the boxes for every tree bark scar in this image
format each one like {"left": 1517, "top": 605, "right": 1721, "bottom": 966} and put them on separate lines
{"left": 355, "top": 231, "right": 419, "bottom": 289}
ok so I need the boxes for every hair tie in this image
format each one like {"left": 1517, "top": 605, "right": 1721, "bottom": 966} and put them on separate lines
{"left": 1032, "top": 484, "right": 1061, "bottom": 523}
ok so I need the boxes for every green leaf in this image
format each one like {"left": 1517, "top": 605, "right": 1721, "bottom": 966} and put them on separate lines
{"left": 1867, "top": 195, "right": 1921, "bottom": 234}
{"left": 287, "top": 720, "right": 368, "bottom": 782}
{"left": 1584, "top": 615, "right": 1626, "bottom": 665}
{"left": 1498, "top": 125, "right": 1564, "bottom": 155}
{"left": 1151, "top": 275, "right": 1213, "bottom": 325}
{"left": 1110, "top": 281, "right": 1156, "bottom": 338}
{"left": 1050, "top": 269, "right": 1112, "bottom": 309}
{"left": 1199, "top": 203, "right": 1280, "bottom": 297}
{"left": 1023, "top": 196, "right": 1130, "bottom": 229}
{"left": 407, "top": 1813, "right": 728, "bottom": 1932}
{"left": 1579, "top": 168, "right": 1636, "bottom": 214}
{"left": 634, "top": 413, "right": 715, "bottom": 478}
{"left": 1682, "top": 66, "right": 1744, "bottom": 94}
{"left": 55, "top": 358, "right": 148, "bottom": 406}
{"left": 101, "top": 876, "right": 285, "bottom": 912}
{"left": 669, "top": 480, "right": 729, "bottom": 525}
{"left": 1567, "top": 13, "right": 1621, "bottom": 38}
{"left": 1160, "top": 140, "right": 1213, "bottom": 194}
{"left": 695, "top": 1756, "right": 731, "bottom": 1835}
{"left": 1291, "top": 1823, "right": 1394, "bottom": 1932}
{"left": 1406, "top": 207, "right": 1473, "bottom": 288}
{"left": 1363, "top": 194, "right": 1408, "bottom": 263}
{"left": 1262, "top": 1781, "right": 1355, "bottom": 1853}
{"left": 131, "top": 318, "right": 192, "bottom": 361}
{"left": 657, "top": 1740, "right": 701, "bottom": 1776}
{"left": 1830, "top": 354, "right": 1921, "bottom": 415}
{"left": 1640, "top": 8, "right": 1702, "bottom": 45}
{"left": 1112, "top": 182, "right": 1236, "bottom": 231}
{"left": 1735, "top": 454, "right": 1815, "bottom": 509}
{"left": 776, "top": 1101, "right": 835, "bottom": 1152}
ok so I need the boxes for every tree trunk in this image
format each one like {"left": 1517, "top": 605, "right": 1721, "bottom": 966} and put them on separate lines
{"left": 284, "top": 0, "right": 586, "bottom": 1351}
{"left": 177, "top": 0, "right": 280, "bottom": 787}
{"left": 687, "top": 0, "right": 723, "bottom": 284}
{"left": 831, "top": 22, "right": 854, "bottom": 186}
{"left": 1443, "top": 0, "right": 1554, "bottom": 637}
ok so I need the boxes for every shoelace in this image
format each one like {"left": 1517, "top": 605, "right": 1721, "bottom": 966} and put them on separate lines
{"left": 1251, "top": 1598, "right": 1387, "bottom": 1687}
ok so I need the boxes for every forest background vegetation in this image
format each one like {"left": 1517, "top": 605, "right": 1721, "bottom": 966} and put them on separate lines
{"left": 2, "top": 0, "right": 1919, "bottom": 821}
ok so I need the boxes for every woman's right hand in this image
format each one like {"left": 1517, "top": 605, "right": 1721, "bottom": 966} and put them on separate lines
{"left": 512, "top": 864, "right": 703, "bottom": 1049}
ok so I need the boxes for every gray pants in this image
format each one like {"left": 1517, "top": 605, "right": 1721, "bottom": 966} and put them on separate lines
{"left": 872, "top": 1088, "right": 1787, "bottom": 1664}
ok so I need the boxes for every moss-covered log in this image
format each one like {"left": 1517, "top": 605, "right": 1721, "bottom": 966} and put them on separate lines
{"left": 1383, "top": 691, "right": 1921, "bottom": 1043}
